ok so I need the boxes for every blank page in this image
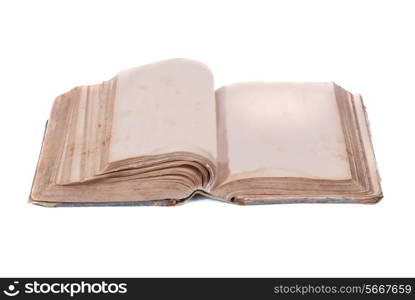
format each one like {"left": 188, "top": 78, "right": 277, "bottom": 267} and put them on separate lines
{"left": 108, "top": 59, "right": 217, "bottom": 164}
{"left": 216, "top": 82, "right": 351, "bottom": 185}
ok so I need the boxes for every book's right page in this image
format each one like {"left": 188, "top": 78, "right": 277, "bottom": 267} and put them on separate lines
{"left": 212, "top": 82, "right": 382, "bottom": 204}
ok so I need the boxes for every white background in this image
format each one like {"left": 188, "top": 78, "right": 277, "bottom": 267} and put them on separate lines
{"left": 1, "top": 0, "right": 414, "bottom": 277}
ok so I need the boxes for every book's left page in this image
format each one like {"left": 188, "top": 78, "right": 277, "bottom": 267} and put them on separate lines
{"left": 106, "top": 59, "right": 217, "bottom": 171}
{"left": 30, "top": 59, "right": 218, "bottom": 206}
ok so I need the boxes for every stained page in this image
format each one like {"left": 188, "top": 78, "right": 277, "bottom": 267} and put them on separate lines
{"left": 216, "top": 82, "right": 352, "bottom": 185}
{"left": 108, "top": 59, "right": 217, "bottom": 164}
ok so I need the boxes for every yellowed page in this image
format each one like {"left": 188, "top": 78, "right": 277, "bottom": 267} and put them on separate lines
{"left": 108, "top": 59, "right": 217, "bottom": 165}
{"left": 215, "top": 82, "right": 352, "bottom": 186}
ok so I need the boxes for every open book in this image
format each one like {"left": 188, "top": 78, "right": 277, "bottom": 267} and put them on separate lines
{"left": 30, "top": 59, "right": 382, "bottom": 206}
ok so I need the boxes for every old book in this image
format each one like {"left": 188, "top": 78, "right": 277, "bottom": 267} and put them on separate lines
{"left": 30, "top": 59, "right": 382, "bottom": 206}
